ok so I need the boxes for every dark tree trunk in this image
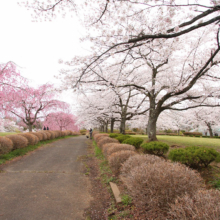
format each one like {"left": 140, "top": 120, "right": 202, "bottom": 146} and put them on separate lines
{"left": 110, "top": 118, "right": 115, "bottom": 133}
{"left": 120, "top": 117, "right": 126, "bottom": 134}
{"left": 28, "top": 124, "right": 33, "bottom": 132}
{"left": 105, "top": 121, "right": 108, "bottom": 133}
{"left": 206, "top": 122, "right": 213, "bottom": 137}
{"left": 147, "top": 101, "right": 159, "bottom": 141}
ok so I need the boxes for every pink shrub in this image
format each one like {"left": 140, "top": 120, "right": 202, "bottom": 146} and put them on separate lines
{"left": 0, "top": 137, "right": 13, "bottom": 154}
{"left": 168, "top": 189, "right": 220, "bottom": 219}
{"left": 124, "top": 160, "right": 204, "bottom": 210}
{"left": 108, "top": 150, "right": 137, "bottom": 175}
{"left": 6, "top": 135, "right": 28, "bottom": 150}
{"left": 120, "top": 154, "right": 162, "bottom": 178}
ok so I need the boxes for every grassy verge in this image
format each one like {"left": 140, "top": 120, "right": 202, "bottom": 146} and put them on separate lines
{"left": 133, "top": 135, "right": 220, "bottom": 150}
{"left": 0, "top": 132, "right": 16, "bottom": 136}
{"left": 0, "top": 135, "right": 74, "bottom": 165}
{"left": 93, "top": 141, "right": 135, "bottom": 219}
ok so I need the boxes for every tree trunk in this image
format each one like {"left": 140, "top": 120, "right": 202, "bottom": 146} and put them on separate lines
{"left": 110, "top": 118, "right": 115, "bottom": 133}
{"left": 28, "top": 124, "right": 33, "bottom": 132}
{"left": 147, "top": 106, "right": 159, "bottom": 141}
{"left": 120, "top": 117, "right": 126, "bottom": 134}
{"left": 206, "top": 122, "right": 213, "bottom": 137}
{"left": 105, "top": 121, "right": 108, "bottom": 133}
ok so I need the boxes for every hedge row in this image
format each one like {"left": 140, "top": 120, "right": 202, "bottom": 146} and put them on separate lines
{"left": 0, "top": 130, "right": 78, "bottom": 155}
{"left": 94, "top": 132, "right": 220, "bottom": 218}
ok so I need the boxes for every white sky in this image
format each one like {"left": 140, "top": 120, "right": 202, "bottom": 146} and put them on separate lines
{"left": 0, "top": 1, "right": 89, "bottom": 107}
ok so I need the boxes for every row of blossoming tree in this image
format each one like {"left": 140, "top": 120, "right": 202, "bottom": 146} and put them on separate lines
{"left": 0, "top": 62, "right": 78, "bottom": 132}
{"left": 20, "top": 0, "right": 220, "bottom": 140}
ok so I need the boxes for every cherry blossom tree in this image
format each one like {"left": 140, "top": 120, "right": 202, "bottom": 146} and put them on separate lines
{"left": 43, "top": 111, "right": 79, "bottom": 131}
{"left": 3, "top": 83, "right": 67, "bottom": 132}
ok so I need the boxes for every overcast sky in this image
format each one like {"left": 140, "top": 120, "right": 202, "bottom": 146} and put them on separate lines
{"left": 0, "top": 1, "right": 89, "bottom": 106}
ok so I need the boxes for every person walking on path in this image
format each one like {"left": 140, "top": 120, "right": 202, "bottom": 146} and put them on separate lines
{"left": 47, "top": 126, "right": 49, "bottom": 130}
{"left": 89, "top": 128, "right": 93, "bottom": 139}
{"left": 43, "top": 126, "right": 46, "bottom": 130}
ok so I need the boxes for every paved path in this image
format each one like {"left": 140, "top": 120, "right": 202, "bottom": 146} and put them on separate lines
{"left": 0, "top": 136, "right": 92, "bottom": 220}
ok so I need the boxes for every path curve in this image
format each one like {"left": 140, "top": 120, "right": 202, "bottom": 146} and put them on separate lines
{"left": 0, "top": 136, "right": 92, "bottom": 220}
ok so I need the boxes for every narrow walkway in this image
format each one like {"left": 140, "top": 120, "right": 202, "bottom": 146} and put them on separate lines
{"left": 0, "top": 136, "right": 92, "bottom": 220}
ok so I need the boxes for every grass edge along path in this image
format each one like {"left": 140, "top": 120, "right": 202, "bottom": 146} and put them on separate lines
{"left": 93, "top": 141, "right": 135, "bottom": 220}
{"left": 0, "top": 135, "right": 76, "bottom": 165}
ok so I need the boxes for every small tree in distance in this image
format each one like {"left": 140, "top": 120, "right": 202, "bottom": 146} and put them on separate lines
{"left": 43, "top": 111, "right": 79, "bottom": 131}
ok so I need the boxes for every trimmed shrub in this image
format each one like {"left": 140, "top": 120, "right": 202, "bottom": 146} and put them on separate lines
{"left": 115, "top": 135, "right": 131, "bottom": 143}
{"left": 94, "top": 133, "right": 109, "bottom": 142}
{"left": 122, "top": 137, "right": 144, "bottom": 149}
{"left": 0, "top": 136, "right": 13, "bottom": 154}
{"left": 30, "top": 132, "right": 43, "bottom": 141}
{"left": 38, "top": 132, "right": 48, "bottom": 140}
{"left": 18, "top": 133, "right": 36, "bottom": 145}
{"left": 168, "top": 146, "right": 219, "bottom": 168}
{"left": 61, "top": 131, "right": 66, "bottom": 137}
{"left": 97, "top": 137, "right": 119, "bottom": 149}
{"left": 71, "top": 132, "right": 81, "bottom": 136}
{"left": 124, "top": 160, "right": 203, "bottom": 210}
{"left": 44, "top": 131, "right": 52, "bottom": 139}
{"left": 108, "top": 150, "right": 137, "bottom": 175}
{"left": 47, "top": 131, "right": 56, "bottom": 139}
{"left": 27, "top": 133, "right": 39, "bottom": 144}
{"left": 102, "top": 143, "right": 120, "bottom": 156}
{"left": 168, "top": 189, "right": 220, "bottom": 219}
{"left": 106, "top": 144, "right": 135, "bottom": 157}
{"left": 6, "top": 135, "right": 28, "bottom": 150}
{"left": 109, "top": 133, "right": 120, "bottom": 138}
{"left": 141, "top": 141, "right": 169, "bottom": 156}
{"left": 183, "top": 131, "right": 202, "bottom": 136}
{"left": 125, "top": 130, "right": 136, "bottom": 135}
{"left": 120, "top": 154, "right": 162, "bottom": 178}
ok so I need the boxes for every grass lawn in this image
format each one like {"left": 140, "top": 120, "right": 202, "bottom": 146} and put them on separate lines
{"left": 133, "top": 135, "right": 220, "bottom": 150}
{"left": 0, "top": 132, "right": 16, "bottom": 136}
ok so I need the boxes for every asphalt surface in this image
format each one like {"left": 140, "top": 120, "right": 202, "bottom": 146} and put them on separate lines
{"left": 0, "top": 136, "right": 92, "bottom": 220}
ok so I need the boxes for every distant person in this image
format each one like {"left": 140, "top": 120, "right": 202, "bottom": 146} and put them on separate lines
{"left": 43, "top": 126, "right": 46, "bottom": 130}
{"left": 47, "top": 126, "right": 49, "bottom": 130}
{"left": 89, "top": 128, "right": 93, "bottom": 139}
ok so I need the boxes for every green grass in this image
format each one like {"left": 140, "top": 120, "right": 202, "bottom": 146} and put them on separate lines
{"left": 133, "top": 135, "right": 220, "bottom": 150}
{"left": 0, "top": 132, "right": 16, "bottom": 136}
{"left": 0, "top": 135, "right": 74, "bottom": 165}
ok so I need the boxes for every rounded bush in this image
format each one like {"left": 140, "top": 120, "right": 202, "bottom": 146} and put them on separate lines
{"left": 102, "top": 143, "right": 120, "bottom": 155}
{"left": 105, "top": 144, "right": 135, "bottom": 157}
{"left": 115, "top": 135, "right": 131, "bottom": 143}
{"left": 168, "top": 189, "right": 220, "bottom": 219}
{"left": 97, "top": 137, "right": 119, "bottom": 149}
{"left": 47, "top": 131, "right": 56, "bottom": 139}
{"left": 109, "top": 133, "right": 120, "bottom": 138}
{"left": 94, "top": 133, "right": 109, "bottom": 142}
{"left": 122, "top": 137, "right": 144, "bottom": 149}
{"left": 18, "top": 133, "right": 36, "bottom": 145}
{"left": 124, "top": 160, "right": 204, "bottom": 210}
{"left": 30, "top": 132, "right": 43, "bottom": 141}
{"left": 27, "top": 133, "right": 39, "bottom": 144}
{"left": 120, "top": 154, "right": 162, "bottom": 178}
{"left": 43, "top": 131, "right": 52, "bottom": 139}
{"left": 6, "top": 135, "right": 28, "bottom": 150}
{"left": 141, "top": 141, "right": 169, "bottom": 156}
{"left": 168, "top": 146, "right": 219, "bottom": 168}
{"left": 38, "top": 132, "right": 48, "bottom": 140}
{"left": 108, "top": 150, "right": 137, "bottom": 175}
{"left": 0, "top": 136, "right": 13, "bottom": 154}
